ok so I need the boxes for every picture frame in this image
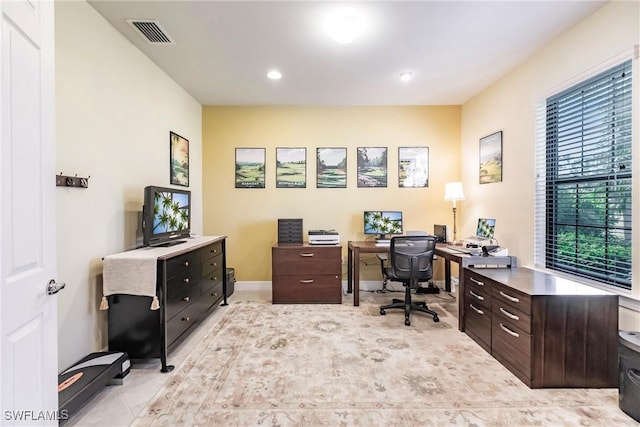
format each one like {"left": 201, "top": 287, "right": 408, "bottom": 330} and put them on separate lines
{"left": 235, "top": 148, "right": 266, "bottom": 188}
{"left": 316, "top": 148, "right": 347, "bottom": 188}
{"left": 170, "top": 131, "right": 189, "bottom": 187}
{"left": 398, "top": 147, "right": 429, "bottom": 188}
{"left": 276, "top": 147, "right": 306, "bottom": 188}
{"left": 357, "top": 147, "right": 387, "bottom": 187}
{"left": 479, "top": 131, "right": 503, "bottom": 184}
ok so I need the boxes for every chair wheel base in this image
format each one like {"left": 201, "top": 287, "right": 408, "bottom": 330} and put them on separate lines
{"left": 380, "top": 309, "right": 385, "bottom": 315}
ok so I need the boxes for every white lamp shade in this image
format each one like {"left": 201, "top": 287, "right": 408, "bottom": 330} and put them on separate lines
{"left": 444, "top": 182, "right": 465, "bottom": 201}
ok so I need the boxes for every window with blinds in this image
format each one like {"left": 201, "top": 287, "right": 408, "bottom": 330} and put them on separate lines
{"left": 538, "top": 60, "right": 632, "bottom": 289}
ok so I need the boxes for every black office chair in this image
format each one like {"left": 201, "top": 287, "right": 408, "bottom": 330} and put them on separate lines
{"left": 379, "top": 235, "right": 440, "bottom": 326}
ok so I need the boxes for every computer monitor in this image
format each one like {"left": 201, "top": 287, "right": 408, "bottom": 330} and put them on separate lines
{"left": 363, "top": 211, "right": 403, "bottom": 240}
{"left": 476, "top": 218, "right": 496, "bottom": 239}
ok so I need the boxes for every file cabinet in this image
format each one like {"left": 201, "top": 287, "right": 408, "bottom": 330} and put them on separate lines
{"left": 271, "top": 243, "right": 342, "bottom": 303}
{"left": 462, "top": 267, "right": 618, "bottom": 388}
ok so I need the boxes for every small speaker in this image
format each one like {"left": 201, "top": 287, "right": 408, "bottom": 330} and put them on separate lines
{"left": 433, "top": 224, "right": 448, "bottom": 243}
{"left": 278, "top": 219, "right": 303, "bottom": 243}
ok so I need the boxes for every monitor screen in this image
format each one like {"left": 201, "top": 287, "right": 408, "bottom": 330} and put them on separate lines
{"left": 143, "top": 185, "right": 191, "bottom": 246}
{"left": 364, "top": 211, "right": 403, "bottom": 238}
{"left": 476, "top": 218, "right": 496, "bottom": 239}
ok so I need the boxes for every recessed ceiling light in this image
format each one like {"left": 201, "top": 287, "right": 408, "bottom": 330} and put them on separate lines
{"left": 267, "top": 70, "right": 282, "bottom": 80}
{"left": 324, "top": 11, "right": 364, "bottom": 44}
{"left": 400, "top": 72, "right": 413, "bottom": 82}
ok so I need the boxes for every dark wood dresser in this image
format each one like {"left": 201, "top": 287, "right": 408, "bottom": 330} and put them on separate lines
{"left": 106, "top": 236, "right": 227, "bottom": 372}
{"left": 271, "top": 243, "right": 342, "bottom": 303}
{"left": 461, "top": 267, "right": 618, "bottom": 388}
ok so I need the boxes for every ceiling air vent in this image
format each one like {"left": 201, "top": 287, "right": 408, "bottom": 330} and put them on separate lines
{"left": 126, "top": 19, "right": 175, "bottom": 44}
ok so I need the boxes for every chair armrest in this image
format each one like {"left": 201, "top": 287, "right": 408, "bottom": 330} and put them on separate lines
{"left": 376, "top": 253, "right": 388, "bottom": 261}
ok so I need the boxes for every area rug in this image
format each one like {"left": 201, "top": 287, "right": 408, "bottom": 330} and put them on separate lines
{"left": 132, "top": 299, "right": 634, "bottom": 426}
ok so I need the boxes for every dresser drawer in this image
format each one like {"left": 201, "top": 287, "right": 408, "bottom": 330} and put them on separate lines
{"left": 491, "top": 318, "right": 532, "bottom": 381}
{"left": 272, "top": 247, "right": 341, "bottom": 275}
{"left": 166, "top": 287, "right": 198, "bottom": 320}
{"left": 493, "top": 283, "right": 531, "bottom": 315}
{"left": 493, "top": 300, "right": 531, "bottom": 334}
{"left": 464, "top": 301, "right": 491, "bottom": 350}
{"left": 272, "top": 274, "right": 341, "bottom": 303}
{"left": 200, "top": 271, "right": 223, "bottom": 295}
{"left": 166, "top": 303, "right": 201, "bottom": 344}
{"left": 199, "top": 281, "right": 224, "bottom": 311}
{"left": 165, "top": 252, "right": 199, "bottom": 279}
{"left": 200, "top": 242, "right": 223, "bottom": 262}
{"left": 201, "top": 253, "right": 223, "bottom": 277}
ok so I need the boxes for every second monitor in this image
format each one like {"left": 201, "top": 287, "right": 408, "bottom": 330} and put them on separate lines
{"left": 364, "top": 211, "right": 403, "bottom": 241}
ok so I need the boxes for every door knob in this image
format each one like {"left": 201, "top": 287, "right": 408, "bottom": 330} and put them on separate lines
{"left": 47, "top": 279, "right": 66, "bottom": 295}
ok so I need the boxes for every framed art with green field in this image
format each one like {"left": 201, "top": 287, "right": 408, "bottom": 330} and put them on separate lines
{"left": 235, "top": 148, "right": 266, "bottom": 188}
{"left": 276, "top": 147, "right": 306, "bottom": 188}
{"left": 316, "top": 148, "right": 347, "bottom": 188}
{"left": 479, "top": 131, "right": 502, "bottom": 184}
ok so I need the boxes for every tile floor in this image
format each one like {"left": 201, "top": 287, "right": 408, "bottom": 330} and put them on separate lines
{"left": 64, "top": 284, "right": 454, "bottom": 426}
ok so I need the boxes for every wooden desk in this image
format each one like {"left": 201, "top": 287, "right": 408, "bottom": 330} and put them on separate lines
{"left": 346, "top": 241, "right": 517, "bottom": 307}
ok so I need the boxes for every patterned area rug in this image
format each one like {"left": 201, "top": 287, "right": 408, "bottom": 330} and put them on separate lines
{"left": 132, "top": 299, "right": 634, "bottom": 426}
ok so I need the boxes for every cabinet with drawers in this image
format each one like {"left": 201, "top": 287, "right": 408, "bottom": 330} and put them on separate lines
{"left": 461, "top": 267, "right": 618, "bottom": 388}
{"left": 272, "top": 243, "right": 342, "bottom": 304}
{"left": 107, "top": 236, "right": 226, "bottom": 372}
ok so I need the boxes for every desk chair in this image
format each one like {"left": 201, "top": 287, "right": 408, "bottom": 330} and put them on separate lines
{"left": 379, "top": 235, "right": 440, "bottom": 326}
{"left": 377, "top": 231, "right": 438, "bottom": 293}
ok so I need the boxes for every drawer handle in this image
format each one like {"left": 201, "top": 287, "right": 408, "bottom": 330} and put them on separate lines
{"left": 469, "top": 290, "right": 484, "bottom": 301}
{"left": 183, "top": 296, "right": 190, "bottom": 302}
{"left": 300, "top": 279, "right": 314, "bottom": 284}
{"left": 300, "top": 253, "right": 315, "bottom": 257}
{"left": 469, "top": 304, "right": 484, "bottom": 315}
{"left": 210, "top": 248, "right": 217, "bottom": 254}
{"left": 182, "top": 316, "right": 191, "bottom": 322}
{"left": 499, "top": 307, "right": 520, "bottom": 320}
{"left": 213, "top": 292, "right": 218, "bottom": 297}
{"left": 183, "top": 261, "right": 189, "bottom": 267}
{"left": 499, "top": 290, "right": 519, "bottom": 303}
{"left": 183, "top": 278, "right": 190, "bottom": 283}
{"left": 499, "top": 323, "right": 520, "bottom": 338}
{"left": 470, "top": 277, "right": 484, "bottom": 286}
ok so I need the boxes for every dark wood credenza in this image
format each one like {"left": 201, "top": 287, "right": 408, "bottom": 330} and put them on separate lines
{"left": 106, "top": 236, "right": 227, "bottom": 372}
{"left": 461, "top": 267, "right": 618, "bottom": 388}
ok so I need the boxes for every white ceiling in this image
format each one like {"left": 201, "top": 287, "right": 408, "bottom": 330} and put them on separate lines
{"left": 87, "top": 1, "right": 606, "bottom": 106}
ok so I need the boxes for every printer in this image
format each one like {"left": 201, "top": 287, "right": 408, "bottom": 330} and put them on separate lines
{"left": 308, "top": 229, "right": 340, "bottom": 245}
{"left": 461, "top": 235, "right": 495, "bottom": 248}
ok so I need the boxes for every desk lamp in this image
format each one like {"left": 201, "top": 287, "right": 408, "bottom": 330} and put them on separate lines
{"left": 444, "top": 182, "right": 465, "bottom": 245}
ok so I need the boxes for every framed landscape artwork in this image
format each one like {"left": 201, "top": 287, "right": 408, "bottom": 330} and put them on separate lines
{"left": 316, "top": 148, "right": 347, "bottom": 188}
{"left": 276, "top": 147, "right": 306, "bottom": 188}
{"left": 357, "top": 147, "right": 387, "bottom": 188}
{"left": 398, "top": 147, "right": 429, "bottom": 188}
{"left": 235, "top": 148, "right": 266, "bottom": 188}
{"left": 479, "top": 131, "right": 503, "bottom": 184}
{"left": 170, "top": 131, "right": 189, "bottom": 187}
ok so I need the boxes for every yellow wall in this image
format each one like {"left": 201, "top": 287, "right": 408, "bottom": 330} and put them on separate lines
{"left": 203, "top": 106, "right": 461, "bottom": 281}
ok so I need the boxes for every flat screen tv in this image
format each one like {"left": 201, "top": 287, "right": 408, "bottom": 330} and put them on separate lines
{"left": 476, "top": 218, "right": 496, "bottom": 239}
{"left": 364, "top": 211, "right": 403, "bottom": 240}
{"left": 142, "top": 185, "right": 191, "bottom": 247}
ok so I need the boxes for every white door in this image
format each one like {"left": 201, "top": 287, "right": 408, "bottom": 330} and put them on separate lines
{"left": 1, "top": 0, "right": 58, "bottom": 425}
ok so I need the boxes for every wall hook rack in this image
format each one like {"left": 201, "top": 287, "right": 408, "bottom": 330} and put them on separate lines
{"left": 56, "top": 173, "right": 90, "bottom": 188}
